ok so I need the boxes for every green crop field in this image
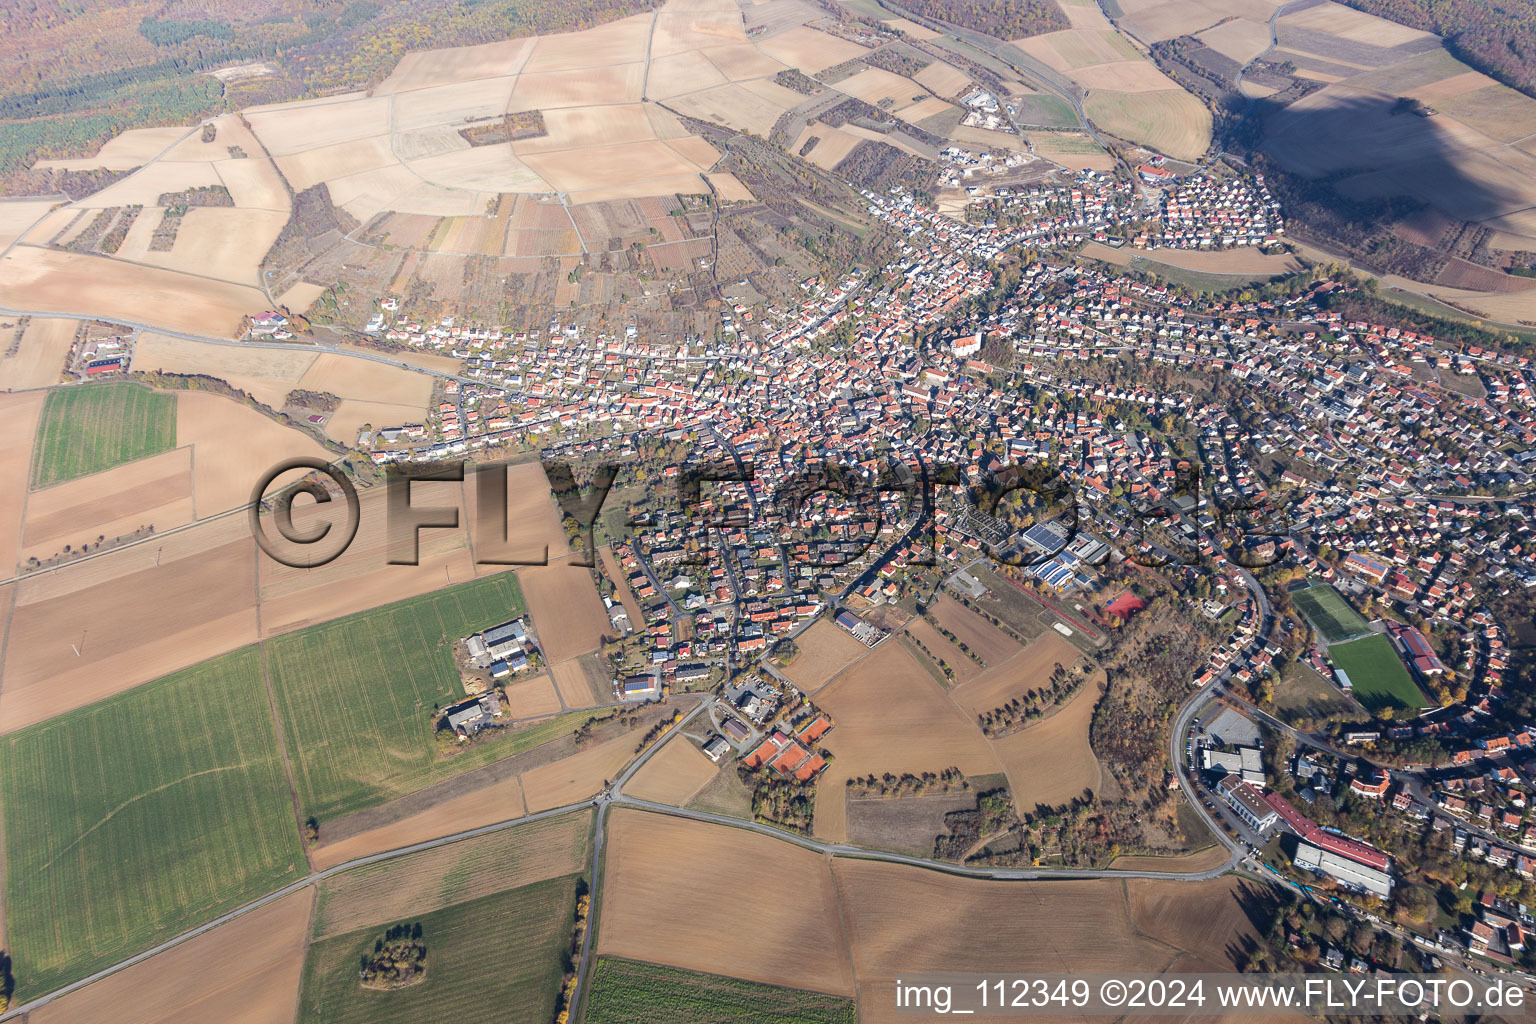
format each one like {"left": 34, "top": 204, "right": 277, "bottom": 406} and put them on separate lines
{"left": 296, "top": 876, "right": 578, "bottom": 1024}
{"left": 267, "top": 572, "right": 585, "bottom": 822}
{"left": 586, "top": 958, "right": 858, "bottom": 1024}
{"left": 0, "top": 648, "right": 306, "bottom": 1000}
{"left": 1292, "top": 583, "right": 1371, "bottom": 644}
{"left": 30, "top": 380, "right": 177, "bottom": 487}
{"left": 1329, "top": 634, "right": 1429, "bottom": 712}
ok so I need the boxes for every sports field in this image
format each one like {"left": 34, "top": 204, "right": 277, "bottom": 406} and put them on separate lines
{"left": 586, "top": 958, "right": 858, "bottom": 1024}
{"left": 0, "top": 648, "right": 306, "bottom": 1000}
{"left": 297, "top": 877, "right": 578, "bottom": 1024}
{"left": 266, "top": 572, "right": 573, "bottom": 822}
{"left": 1329, "top": 634, "right": 1429, "bottom": 711}
{"left": 1292, "top": 583, "right": 1371, "bottom": 643}
{"left": 30, "top": 380, "right": 177, "bottom": 487}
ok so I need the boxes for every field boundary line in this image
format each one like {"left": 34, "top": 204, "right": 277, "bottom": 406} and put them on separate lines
{"left": 253, "top": 547, "right": 313, "bottom": 873}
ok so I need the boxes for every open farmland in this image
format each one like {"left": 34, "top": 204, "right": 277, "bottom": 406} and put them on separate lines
{"left": 314, "top": 809, "right": 591, "bottom": 934}
{"left": 931, "top": 594, "right": 1024, "bottom": 665}
{"left": 832, "top": 860, "right": 1253, "bottom": 1024}
{"left": 598, "top": 809, "right": 856, "bottom": 995}
{"left": 299, "top": 878, "right": 578, "bottom": 1024}
{"left": 1127, "top": 875, "right": 1268, "bottom": 969}
{"left": 779, "top": 617, "right": 869, "bottom": 690}
{"left": 132, "top": 333, "right": 319, "bottom": 410}
{"left": 989, "top": 676, "right": 1104, "bottom": 813}
{"left": 1084, "top": 89, "right": 1210, "bottom": 160}
{"left": 266, "top": 573, "right": 532, "bottom": 822}
{"left": 519, "top": 561, "right": 614, "bottom": 663}
{"left": 0, "top": 648, "right": 306, "bottom": 1001}
{"left": 29, "top": 888, "right": 315, "bottom": 1024}
{"left": 587, "top": 958, "right": 858, "bottom": 1024}
{"left": 1328, "top": 633, "right": 1429, "bottom": 711}
{"left": 812, "top": 640, "right": 1003, "bottom": 842}
{"left": 0, "top": 513, "right": 259, "bottom": 732}
{"left": 0, "top": 391, "right": 45, "bottom": 573}
{"left": 0, "top": 317, "right": 76, "bottom": 390}
{"left": 623, "top": 735, "right": 722, "bottom": 805}
{"left": 948, "top": 631, "right": 1082, "bottom": 719}
{"left": 20, "top": 446, "right": 194, "bottom": 566}
{"left": 1291, "top": 582, "right": 1371, "bottom": 642}
{"left": 30, "top": 380, "right": 176, "bottom": 487}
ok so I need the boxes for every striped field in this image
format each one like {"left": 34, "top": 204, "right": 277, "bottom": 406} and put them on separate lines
{"left": 30, "top": 380, "right": 177, "bottom": 487}
{"left": 267, "top": 572, "right": 546, "bottom": 823}
{"left": 0, "top": 648, "right": 306, "bottom": 1000}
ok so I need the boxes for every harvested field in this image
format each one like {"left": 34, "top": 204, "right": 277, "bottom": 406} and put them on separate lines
{"left": 669, "top": 82, "right": 794, "bottom": 136}
{"left": 514, "top": 104, "right": 660, "bottom": 155}
{"left": 599, "top": 809, "right": 856, "bottom": 995}
{"left": 255, "top": 481, "right": 476, "bottom": 639}
{"left": 510, "top": 64, "right": 646, "bottom": 110}
{"left": 1195, "top": 18, "right": 1273, "bottom": 64}
{"left": 931, "top": 594, "right": 1023, "bottom": 665}
{"left": 990, "top": 675, "right": 1104, "bottom": 813}
{"left": 1281, "top": 0, "right": 1430, "bottom": 47}
{"left": 0, "top": 391, "right": 44, "bottom": 572}
{"left": 276, "top": 136, "right": 397, "bottom": 194}
{"left": 701, "top": 43, "right": 788, "bottom": 80}
{"left": 519, "top": 561, "right": 613, "bottom": 663}
{"left": 140, "top": 207, "right": 288, "bottom": 286}
{"left": 903, "top": 615, "right": 982, "bottom": 683}
{"left": 29, "top": 887, "right": 315, "bottom": 1024}
{"left": 706, "top": 171, "right": 755, "bottom": 200}
{"left": 794, "top": 125, "right": 863, "bottom": 170}
{"left": 132, "top": 332, "right": 318, "bottom": 409}
{"left": 1084, "top": 89, "right": 1210, "bottom": 160}
{"left": 779, "top": 617, "right": 868, "bottom": 690}
{"left": 0, "top": 648, "right": 306, "bottom": 1000}
{"left": 297, "top": 352, "right": 433, "bottom": 407}
{"left": 1437, "top": 83, "right": 1536, "bottom": 145}
{"left": 1075, "top": 60, "right": 1179, "bottom": 91}
{"left": 311, "top": 773, "right": 527, "bottom": 870}
{"left": 521, "top": 728, "right": 642, "bottom": 812}
{"left": 814, "top": 641, "right": 1002, "bottom": 842}
{"left": 837, "top": 67, "right": 930, "bottom": 108}
{"left": 0, "top": 316, "right": 74, "bottom": 390}
{"left": 522, "top": 13, "right": 653, "bottom": 73}
{"left": 846, "top": 790, "right": 976, "bottom": 858}
{"left": 177, "top": 390, "right": 332, "bottom": 517}
{"left": 834, "top": 862, "right": 1175, "bottom": 1023}
{"left": 948, "top": 632, "right": 1081, "bottom": 719}
{"left": 0, "top": 198, "right": 59, "bottom": 251}
{"left": 21, "top": 446, "right": 194, "bottom": 565}
{"left": 247, "top": 94, "right": 391, "bottom": 156}
{"left": 522, "top": 140, "right": 705, "bottom": 193}
{"left": 884, "top": 17, "right": 939, "bottom": 39}
{"left": 0, "top": 514, "right": 257, "bottom": 732}
{"left": 624, "top": 736, "right": 721, "bottom": 805}
{"left": 30, "top": 380, "right": 176, "bottom": 487}
{"left": 315, "top": 809, "right": 591, "bottom": 936}
{"left": 914, "top": 60, "right": 972, "bottom": 97}
{"left": 34, "top": 126, "right": 190, "bottom": 172}
{"left": 377, "top": 38, "right": 536, "bottom": 93}
{"left": 756, "top": 25, "right": 869, "bottom": 73}
{"left": 212, "top": 155, "right": 291, "bottom": 212}
{"left": 506, "top": 672, "right": 566, "bottom": 718}
{"left": 1127, "top": 875, "right": 1266, "bottom": 969}
{"left": 0, "top": 245, "right": 266, "bottom": 338}
{"left": 549, "top": 652, "right": 613, "bottom": 708}
{"left": 647, "top": 50, "right": 729, "bottom": 97}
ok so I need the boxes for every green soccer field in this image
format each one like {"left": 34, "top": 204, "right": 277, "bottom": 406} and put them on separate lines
{"left": 30, "top": 380, "right": 177, "bottom": 487}
{"left": 297, "top": 877, "right": 578, "bottom": 1024}
{"left": 0, "top": 648, "right": 306, "bottom": 1000}
{"left": 586, "top": 958, "right": 858, "bottom": 1024}
{"left": 1329, "top": 634, "right": 1430, "bottom": 712}
{"left": 267, "top": 572, "right": 584, "bottom": 822}
{"left": 1292, "top": 583, "right": 1371, "bottom": 644}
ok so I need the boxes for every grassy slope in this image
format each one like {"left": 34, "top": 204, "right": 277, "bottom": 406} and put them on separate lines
{"left": 30, "top": 380, "right": 176, "bottom": 487}
{"left": 297, "top": 876, "right": 578, "bottom": 1024}
{"left": 586, "top": 957, "right": 858, "bottom": 1024}
{"left": 0, "top": 648, "right": 306, "bottom": 999}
